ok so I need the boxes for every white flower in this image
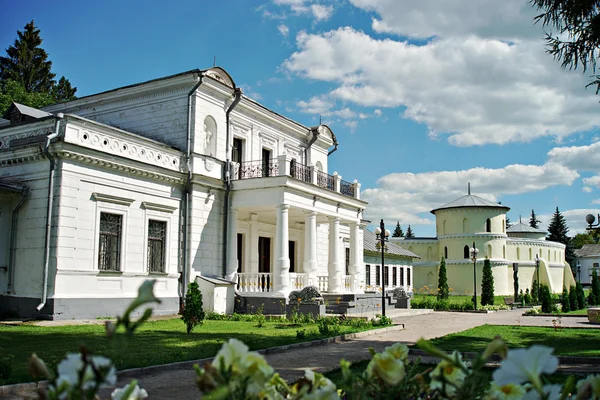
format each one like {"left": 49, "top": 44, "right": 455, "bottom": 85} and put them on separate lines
{"left": 384, "top": 343, "right": 409, "bottom": 362}
{"left": 299, "top": 370, "right": 340, "bottom": 400}
{"left": 56, "top": 353, "right": 84, "bottom": 386}
{"left": 487, "top": 382, "right": 527, "bottom": 400}
{"left": 366, "top": 352, "right": 406, "bottom": 385}
{"left": 91, "top": 355, "right": 117, "bottom": 387}
{"left": 492, "top": 346, "right": 558, "bottom": 389}
{"left": 429, "top": 351, "right": 468, "bottom": 396}
{"left": 522, "top": 384, "right": 562, "bottom": 400}
{"left": 213, "top": 338, "right": 249, "bottom": 371}
{"left": 111, "top": 384, "right": 148, "bottom": 400}
{"left": 577, "top": 374, "right": 600, "bottom": 399}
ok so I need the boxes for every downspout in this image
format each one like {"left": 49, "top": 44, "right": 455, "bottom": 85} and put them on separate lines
{"left": 327, "top": 140, "right": 339, "bottom": 156}
{"left": 221, "top": 87, "right": 243, "bottom": 279}
{"left": 182, "top": 74, "right": 204, "bottom": 303}
{"left": 7, "top": 187, "right": 29, "bottom": 293}
{"left": 37, "top": 113, "right": 64, "bottom": 312}
{"left": 304, "top": 127, "right": 319, "bottom": 165}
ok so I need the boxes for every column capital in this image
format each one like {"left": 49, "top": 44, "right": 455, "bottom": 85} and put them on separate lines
{"left": 328, "top": 216, "right": 341, "bottom": 223}
{"left": 277, "top": 204, "right": 291, "bottom": 210}
{"left": 304, "top": 210, "right": 318, "bottom": 217}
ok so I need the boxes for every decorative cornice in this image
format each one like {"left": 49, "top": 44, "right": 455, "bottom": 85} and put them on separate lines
{"left": 142, "top": 202, "right": 177, "bottom": 213}
{"left": 92, "top": 192, "right": 135, "bottom": 206}
{"left": 506, "top": 238, "right": 565, "bottom": 248}
{"left": 438, "top": 233, "right": 507, "bottom": 240}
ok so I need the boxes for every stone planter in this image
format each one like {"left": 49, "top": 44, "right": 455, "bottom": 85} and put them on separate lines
{"left": 395, "top": 298, "right": 411, "bottom": 309}
{"left": 286, "top": 303, "right": 326, "bottom": 319}
{"left": 588, "top": 307, "right": 600, "bottom": 324}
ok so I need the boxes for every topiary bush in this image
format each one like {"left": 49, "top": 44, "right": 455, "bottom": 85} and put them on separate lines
{"left": 480, "top": 258, "right": 495, "bottom": 306}
{"left": 561, "top": 286, "right": 570, "bottom": 312}
{"left": 589, "top": 292, "right": 597, "bottom": 306}
{"left": 540, "top": 284, "right": 552, "bottom": 313}
{"left": 591, "top": 269, "right": 600, "bottom": 305}
{"left": 569, "top": 285, "right": 577, "bottom": 311}
{"left": 181, "top": 281, "right": 205, "bottom": 334}
{"left": 437, "top": 257, "right": 449, "bottom": 301}
{"left": 576, "top": 282, "right": 585, "bottom": 310}
{"left": 531, "top": 280, "right": 539, "bottom": 304}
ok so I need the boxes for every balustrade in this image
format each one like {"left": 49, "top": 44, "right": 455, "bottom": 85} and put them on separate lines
{"left": 340, "top": 179, "right": 355, "bottom": 197}
{"left": 289, "top": 273, "right": 307, "bottom": 291}
{"left": 290, "top": 161, "right": 312, "bottom": 183}
{"left": 317, "top": 276, "right": 328, "bottom": 293}
{"left": 236, "top": 159, "right": 279, "bottom": 180}
{"left": 344, "top": 275, "right": 355, "bottom": 292}
{"left": 316, "top": 170, "right": 335, "bottom": 191}
{"left": 237, "top": 273, "right": 273, "bottom": 293}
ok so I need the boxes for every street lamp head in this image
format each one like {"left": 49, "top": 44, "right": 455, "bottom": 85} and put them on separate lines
{"left": 586, "top": 213, "right": 596, "bottom": 226}
{"left": 470, "top": 247, "right": 478, "bottom": 257}
{"left": 374, "top": 227, "right": 382, "bottom": 236}
{"left": 385, "top": 229, "right": 391, "bottom": 238}
{"left": 535, "top": 254, "right": 539, "bottom": 263}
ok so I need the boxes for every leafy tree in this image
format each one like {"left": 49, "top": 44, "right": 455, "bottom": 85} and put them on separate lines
{"left": 531, "top": 280, "right": 539, "bottom": 304}
{"left": 392, "top": 221, "right": 404, "bottom": 238}
{"left": 529, "top": 209, "right": 541, "bottom": 229}
{"left": 546, "top": 207, "right": 575, "bottom": 266}
{"left": 592, "top": 269, "right": 600, "bottom": 305}
{"left": 0, "top": 20, "right": 76, "bottom": 116}
{"left": 569, "top": 285, "right": 578, "bottom": 311}
{"left": 572, "top": 233, "right": 595, "bottom": 249}
{"left": 531, "top": 0, "right": 600, "bottom": 93}
{"left": 481, "top": 258, "right": 495, "bottom": 306}
{"left": 561, "top": 286, "right": 570, "bottom": 312}
{"left": 576, "top": 282, "right": 585, "bottom": 309}
{"left": 405, "top": 225, "right": 415, "bottom": 238}
{"left": 437, "top": 257, "right": 449, "bottom": 301}
{"left": 181, "top": 281, "right": 205, "bottom": 334}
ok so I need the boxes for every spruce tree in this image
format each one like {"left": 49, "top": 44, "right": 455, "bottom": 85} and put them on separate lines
{"left": 591, "top": 269, "right": 600, "bottom": 305}
{"left": 181, "top": 281, "right": 205, "bottom": 334}
{"left": 392, "top": 221, "right": 404, "bottom": 238}
{"left": 437, "top": 257, "right": 449, "bottom": 300}
{"left": 569, "top": 285, "right": 577, "bottom": 311}
{"left": 561, "top": 286, "right": 570, "bottom": 312}
{"left": 481, "top": 258, "right": 495, "bottom": 306}
{"left": 531, "top": 280, "right": 539, "bottom": 304}
{"left": 529, "top": 209, "right": 541, "bottom": 229}
{"left": 576, "top": 282, "right": 585, "bottom": 310}
{"left": 405, "top": 225, "right": 415, "bottom": 238}
{"left": 546, "top": 207, "right": 575, "bottom": 266}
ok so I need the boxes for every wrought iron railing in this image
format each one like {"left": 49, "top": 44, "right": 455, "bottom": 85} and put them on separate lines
{"left": 340, "top": 179, "right": 355, "bottom": 197}
{"left": 316, "top": 170, "right": 335, "bottom": 191}
{"left": 237, "top": 159, "right": 279, "bottom": 179}
{"left": 290, "top": 161, "right": 312, "bottom": 183}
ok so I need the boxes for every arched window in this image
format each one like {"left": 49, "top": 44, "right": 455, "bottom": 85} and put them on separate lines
{"left": 464, "top": 245, "right": 470, "bottom": 259}
{"left": 488, "top": 244, "right": 493, "bottom": 258}
{"left": 486, "top": 218, "right": 492, "bottom": 233}
{"left": 462, "top": 218, "right": 468, "bottom": 233}
{"left": 444, "top": 246, "right": 448, "bottom": 259}
{"left": 503, "top": 245, "right": 506, "bottom": 259}
{"left": 502, "top": 219, "right": 505, "bottom": 233}
{"left": 548, "top": 249, "right": 550, "bottom": 260}
{"left": 203, "top": 115, "right": 217, "bottom": 156}
{"left": 516, "top": 247, "right": 520, "bottom": 260}
{"left": 315, "top": 161, "right": 323, "bottom": 172}
{"left": 427, "top": 246, "right": 432, "bottom": 261}
{"left": 443, "top": 220, "right": 446, "bottom": 235}
{"left": 529, "top": 248, "right": 532, "bottom": 260}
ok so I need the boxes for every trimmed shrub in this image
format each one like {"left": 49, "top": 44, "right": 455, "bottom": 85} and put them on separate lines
{"left": 592, "top": 269, "right": 600, "bottom": 305}
{"left": 561, "top": 286, "right": 570, "bottom": 312}
{"left": 589, "top": 292, "right": 597, "bottom": 307}
{"left": 531, "top": 280, "right": 539, "bottom": 304}
{"left": 437, "top": 257, "right": 449, "bottom": 301}
{"left": 481, "top": 258, "right": 495, "bottom": 306}
{"left": 181, "top": 281, "right": 205, "bottom": 334}
{"left": 540, "top": 284, "right": 552, "bottom": 313}
{"left": 569, "top": 285, "right": 577, "bottom": 311}
{"left": 576, "top": 282, "right": 585, "bottom": 310}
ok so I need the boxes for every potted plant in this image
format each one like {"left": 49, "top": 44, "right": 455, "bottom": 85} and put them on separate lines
{"left": 393, "top": 287, "right": 412, "bottom": 309}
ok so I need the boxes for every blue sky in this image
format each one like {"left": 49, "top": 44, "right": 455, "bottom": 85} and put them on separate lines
{"left": 2, "top": 0, "right": 600, "bottom": 236}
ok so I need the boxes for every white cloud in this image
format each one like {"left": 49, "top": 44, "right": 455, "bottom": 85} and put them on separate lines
{"left": 583, "top": 176, "right": 600, "bottom": 187}
{"left": 296, "top": 95, "right": 358, "bottom": 119}
{"left": 583, "top": 186, "right": 594, "bottom": 193}
{"left": 344, "top": 120, "right": 358, "bottom": 131}
{"left": 283, "top": 27, "right": 600, "bottom": 146}
{"left": 270, "top": 0, "right": 335, "bottom": 22}
{"left": 349, "top": 0, "right": 540, "bottom": 40}
{"left": 373, "top": 109, "right": 382, "bottom": 117}
{"left": 362, "top": 163, "right": 579, "bottom": 227}
{"left": 277, "top": 24, "right": 290, "bottom": 37}
{"left": 310, "top": 4, "right": 333, "bottom": 21}
{"left": 547, "top": 142, "right": 600, "bottom": 172}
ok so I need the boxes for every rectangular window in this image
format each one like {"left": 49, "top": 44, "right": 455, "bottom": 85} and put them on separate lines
{"left": 375, "top": 265, "right": 381, "bottom": 286}
{"left": 232, "top": 138, "right": 243, "bottom": 164}
{"left": 365, "top": 265, "right": 371, "bottom": 286}
{"left": 400, "top": 267, "right": 404, "bottom": 286}
{"left": 594, "top": 263, "right": 599, "bottom": 268}
{"left": 262, "top": 148, "right": 271, "bottom": 177}
{"left": 98, "top": 212, "right": 122, "bottom": 271}
{"left": 345, "top": 247, "right": 350, "bottom": 275}
{"left": 147, "top": 220, "right": 167, "bottom": 273}
{"left": 407, "top": 268, "right": 411, "bottom": 286}
{"left": 393, "top": 267, "right": 397, "bottom": 286}
{"left": 384, "top": 266, "right": 389, "bottom": 286}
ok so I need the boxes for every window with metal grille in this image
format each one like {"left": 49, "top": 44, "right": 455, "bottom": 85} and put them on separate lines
{"left": 393, "top": 267, "right": 397, "bottom": 286}
{"left": 365, "top": 265, "right": 371, "bottom": 286}
{"left": 407, "top": 268, "right": 411, "bottom": 286}
{"left": 375, "top": 265, "right": 380, "bottom": 286}
{"left": 400, "top": 267, "right": 404, "bottom": 286}
{"left": 147, "top": 220, "right": 167, "bottom": 273}
{"left": 384, "top": 266, "right": 389, "bottom": 286}
{"left": 98, "top": 212, "right": 122, "bottom": 271}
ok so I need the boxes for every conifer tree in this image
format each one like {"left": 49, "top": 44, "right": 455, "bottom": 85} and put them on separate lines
{"left": 437, "top": 257, "right": 449, "bottom": 301}
{"left": 481, "top": 258, "right": 495, "bottom": 306}
{"left": 405, "top": 225, "right": 415, "bottom": 238}
{"left": 531, "top": 280, "right": 539, "bottom": 304}
{"left": 591, "top": 269, "right": 600, "bottom": 306}
{"left": 546, "top": 207, "right": 575, "bottom": 266}
{"left": 392, "top": 221, "right": 404, "bottom": 238}
{"left": 576, "top": 282, "right": 585, "bottom": 309}
{"left": 181, "top": 281, "right": 205, "bottom": 334}
{"left": 561, "top": 286, "right": 570, "bottom": 312}
{"left": 569, "top": 285, "right": 577, "bottom": 311}
{"left": 529, "top": 209, "right": 541, "bottom": 229}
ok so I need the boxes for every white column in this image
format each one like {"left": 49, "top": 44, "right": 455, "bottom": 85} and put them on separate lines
{"left": 274, "top": 204, "right": 290, "bottom": 296}
{"left": 248, "top": 213, "right": 259, "bottom": 274}
{"left": 328, "top": 216, "right": 343, "bottom": 293}
{"left": 225, "top": 208, "right": 238, "bottom": 282}
{"left": 349, "top": 222, "right": 363, "bottom": 293}
{"left": 303, "top": 211, "right": 318, "bottom": 287}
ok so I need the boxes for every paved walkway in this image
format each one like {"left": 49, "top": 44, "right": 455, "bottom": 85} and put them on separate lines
{"left": 2, "top": 310, "right": 597, "bottom": 399}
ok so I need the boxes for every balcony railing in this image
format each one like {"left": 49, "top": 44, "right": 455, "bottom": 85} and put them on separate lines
{"left": 232, "top": 156, "right": 359, "bottom": 199}
{"left": 237, "top": 272, "right": 273, "bottom": 293}
{"left": 238, "top": 159, "right": 279, "bottom": 179}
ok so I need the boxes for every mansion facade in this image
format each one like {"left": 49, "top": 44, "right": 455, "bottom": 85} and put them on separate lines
{"left": 0, "top": 68, "right": 381, "bottom": 320}
{"left": 391, "top": 189, "right": 576, "bottom": 296}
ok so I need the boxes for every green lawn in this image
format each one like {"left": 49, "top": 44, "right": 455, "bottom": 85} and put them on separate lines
{"left": 0, "top": 318, "right": 375, "bottom": 385}
{"left": 559, "top": 308, "right": 589, "bottom": 315}
{"left": 427, "top": 325, "right": 600, "bottom": 357}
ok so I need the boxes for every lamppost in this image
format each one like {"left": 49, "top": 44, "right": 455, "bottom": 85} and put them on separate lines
{"left": 576, "top": 261, "right": 581, "bottom": 283}
{"left": 585, "top": 214, "right": 600, "bottom": 243}
{"left": 374, "top": 219, "right": 390, "bottom": 317}
{"left": 535, "top": 254, "right": 540, "bottom": 302}
{"left": 470, "top": 242, "right": 478, "bottom": 310}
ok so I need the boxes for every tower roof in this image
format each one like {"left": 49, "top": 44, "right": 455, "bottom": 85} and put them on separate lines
{"left": 506, "top": 221, "right": 545, "bottom": 234}
{"left": 431, "top": 183, "right": 510, "bottom": 214}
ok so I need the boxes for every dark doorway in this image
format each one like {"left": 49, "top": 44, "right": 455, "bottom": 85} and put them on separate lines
{"left": 289, "top": 241, "right": 296, "bottom": 273}
{"left": 259, "top": 237, "right": 271, "bottom": 273}
{"left": 237, "top": 233, "right": 243, "bottom": 273}
{"left": 233, "top": 138, "right": 243, "bottom": 164}
{"left": 262, "top": 148, "right": 271, "bottom": 177}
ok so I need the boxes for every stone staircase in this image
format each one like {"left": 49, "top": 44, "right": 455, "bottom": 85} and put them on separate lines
{"left": 322, "top": 293, "right": 403, "bottom": 316}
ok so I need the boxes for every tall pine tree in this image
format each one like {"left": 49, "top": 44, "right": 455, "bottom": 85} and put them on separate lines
{"left": 481, "top": 258, "right": 495, "bottom": 306}
{"left": 529, "top": 209, "right": 541, "bottom": 229}
{"left": 546, "top": 207, "right": 575, "bottom": 266}
{"left": 0, "top": 20, "right": 76, "bottom": 116}
{"left": 405, "top": 225, "right": 415, "bottom": 238}
{"left": 437, "top": 257, "right": 449, "bottom": 300}
{"left": 392, "top": 221, "right": 404, "bottom": 238}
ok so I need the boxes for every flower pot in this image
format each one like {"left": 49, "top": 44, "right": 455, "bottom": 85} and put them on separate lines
{"left": 588, "top": 307, "right": 600, "bottom": 324}
{"left": 286, "top": 303, "right": 326, "bottom": 319}
{"left": 395, "top": 298, "right": 411, "bottom": 309}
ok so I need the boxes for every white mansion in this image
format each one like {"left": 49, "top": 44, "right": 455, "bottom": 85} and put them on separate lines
{"left": 0, "top": 68, "right": 380, "bottom": 319}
